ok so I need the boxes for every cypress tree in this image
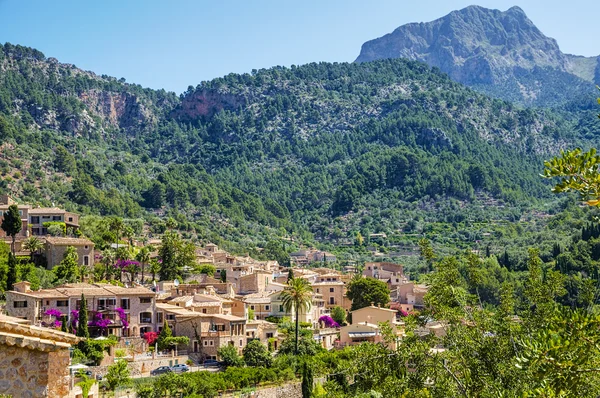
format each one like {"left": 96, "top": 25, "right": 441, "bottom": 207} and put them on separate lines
{"left": 287, "top": 267, "right": 294, "bottom": 282}
{"left": 61, "top": 315, "right": 68, "bottom": 333}
{"left": 6, "top": 253, "right": 17, "bottom": 291}
{"left": 1, "top": 204, "right": 22, "bottom": 255}
{"left": 301, "top": 361, "right": 313, "bottom": 398}
{"left": 157, "top": 319, "right": 172, "bottom": 351}
{"left": 77, "top": 294, "right": 89, "bottom": 338}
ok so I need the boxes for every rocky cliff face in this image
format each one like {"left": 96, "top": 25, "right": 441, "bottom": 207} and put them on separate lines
{"left": 356, "top": 6, "right": 599, "bottom": 105}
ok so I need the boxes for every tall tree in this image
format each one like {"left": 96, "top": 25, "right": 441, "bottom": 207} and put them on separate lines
{"left": 135, "top": 246, "right": 151, "bottom": 282}
{"left": 280, "top": 277, "right": 313, "bottom": 355}
{"left": 301, "top": 361, "right": 314, "bottom": 398}
{"left": 6, "top": 253, "right": 17, "bottom": 291}
{"left": 108, "top": 217, "right": 124, "bottom": 252}
{"left": 1, "top": 204, "right": 22, "bottom": 255}
{"left": 157, "top": 319, "right": 172, "bottom": 351}
{"left": 77, "top": 294, "right": 89, "bottom": 338}
{"left": 55, "top": 246, "right": 80, "bottom": 283}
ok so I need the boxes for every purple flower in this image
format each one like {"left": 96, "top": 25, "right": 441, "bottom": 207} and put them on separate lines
{"left": 319, "top": 315, "right": 340, "bottom": 328}
{"left": 115, "top": 307, "right": 129, "bottom": 328}
{"left": 44, "top": 308, "right": 64, "bottom": 318}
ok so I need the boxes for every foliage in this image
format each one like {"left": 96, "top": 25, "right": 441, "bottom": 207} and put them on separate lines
{"left": 54, "top": 246, "right": 80, "bottom": 283}
{"left": 1, "top": 204, "right": 21, "bottom": 253}
{"left": 105, "top": 359, "right": 131, "bottom": 391}
{"left": 318, "top": 315, "right": 340, "bottom": 328}
{"left": 242, "top": 339, "right": 272, "bottom": 368}
{"left": 217, "top": 344, "right": 245, "bottom": 368}
{"left": 144, "top": 331, "right": 158, "bottom": 346}
{"left": 157, "top": 320, "right": 172, "bottom": 351}
{"left": 331, "top": 306, "right": 347, "bottom": 326}
{"left": 159, "top": 230, "right": 195, "bottom": 281}
{"left": 75, "top": 374, "right": 96, "bottom": 398}
{"left": 6, "top": 253, "right": 16, "bottom": 291}
{"left": 76, "top": 294, "right": 89, "bottom": 338}
{"left": 346, "top": 276, "right": 390, "bottom": 311}
{"left": 543, "top": 148, "right": 600, "bottom": 205}
{"left": 302, "top": 361, "right": 314, "bottom": 398}
{"left": 280, "top": 277, "right": 313, "bottom": 355}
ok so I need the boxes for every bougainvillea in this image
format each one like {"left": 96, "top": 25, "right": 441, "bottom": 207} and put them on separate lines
{"left": 319, "top": 315, "right": 340, "bottom": 328}
{"left": 399, "top": 309, "right": 409, "bottom": 317}
{"left": 144, "top": 331, "right": 159, "bottom": 345}
{"left": 44, "top": 308, "right": 63, "bottom": 318}
{"left": 88, "top": 311, "right": 113, "bottom": 329}
{"left": 115, "top": 307, "right": 129, "bottom": 328}
{"left": 42, "top": 308, "right": 64, "bottom": 329}
{"left": 114, "top": 259, "right": 140, "bottom": 269}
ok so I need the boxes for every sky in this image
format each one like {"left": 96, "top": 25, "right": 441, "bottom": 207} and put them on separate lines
{"left": 0, "top": 0, "right": 597, "bottom": 93}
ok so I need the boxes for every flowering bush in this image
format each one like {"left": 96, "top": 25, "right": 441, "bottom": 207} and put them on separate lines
{"left": 114, "top": 259, "right": 140, "bottom": 269}
{"left": 44, "top": 308, "right": 63, "bottom": 318}
{"left": 319, "top": 315, "right": 340, "bottom": 328}
{"left": 399, "top": 309, "right": 409, "bottom": 317}
{"left": 115, "top": 307, "right": 129, "bottom": 328}
{"left": 42, "top": 308, "right": 65, "bottom": 329}
{"left": 144, "top": 331, "right": 158, "bottom": 345}
{"left": 88, "top": 311, "right": 113, "bottom": 329}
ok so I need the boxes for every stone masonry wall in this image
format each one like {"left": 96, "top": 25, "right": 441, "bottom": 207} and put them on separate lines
{"left": 0, "top": 344, "right": 71, "bottom": 398}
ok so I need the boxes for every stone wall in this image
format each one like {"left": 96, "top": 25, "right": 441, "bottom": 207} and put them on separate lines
{"left": 89, "top": 354, "right": 189, "bottom": 377}
{"left": 223, "top": 382, "right": 302, "bottom": 398}
{"left": 0, "top": 344, "right": 71, "bottom": 398}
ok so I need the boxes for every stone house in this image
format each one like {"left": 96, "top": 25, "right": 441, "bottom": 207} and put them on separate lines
{"left": 45, "top": 237, "right": 95, "bottom": 269}
{"left": 311, "top": 279, "right": 350, "bottom": 311}
{"left": 0, "top": 316, "right": 83, "bottom": 398}
{"left": 6, "top": 282, "right": 157, "bottom": 338}
{"left": 246, "top": 319, "right": 279, "bottom": 350}
{"left": 339, "top": 305, "right": 404, "bottom": 349}
{"left": 173, "top": 312, "right": 247, "bottom": 360}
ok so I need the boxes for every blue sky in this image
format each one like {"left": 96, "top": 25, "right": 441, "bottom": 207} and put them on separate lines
{"left": 0, "top": 0, "right": 597, "bottom": 93}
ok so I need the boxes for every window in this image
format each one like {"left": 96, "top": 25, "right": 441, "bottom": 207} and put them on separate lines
{"left": 13, "top": 301, "right": 27, "bottom": 308}
{"left": 329, "top": 288, "right": 334, "bottom": 293}
{"left": 250, "top": 305, "right": 255, "bottom": 310}
{"left": 31, "top": 216, "right": 39, "bottom": 224}
{"left": 157, "top": 312, "right": 163, "bottom": 323}
{"left": 316, "top": 288, "right": 320, "bottom": 293}
{"left": 209, "top": 341, "right": 214, "bottom": 346}
{"left": 18, "top": 210, "right": 23, "bottom": 216}
{"left": 203, "top": 340, "right": 208, "bottom": 346}
{"left": 265, "top": 305, "right": 270, "bottom": 311}
{"left": 266, "top": 332, "right": 274, "bottom": 338}
{"left": 56, "top": 300, "right": 68, "bottom": 307}
{"left": 46, "top": 300, "right": 49, "bottom": 305}
{"left": 202, "top": 309, "right": 207, "bottom": 314}
{"left": 239, "top": 340, "right": 243, "bottom": 347}
{"left": 52, "top": 216, "right": 62, "bottom": 221}
{"left": 140, "top": 297, "right": 152, "bottom": 304}
{"left": 84, "top": 245, "right": 89, "bottom": 250}
{"left": 120, "top": 299, "right": 130, "bottom": 309}
{"left": 329, "top": 297, "right": 335, "bottom": 305}
{"left": 139, "top": 312, "right": 152, "bottom": 324}
{"left": 68, "top": 217, "right": 73, "bottom": 222}
{"left": 279, "top": 305, "right": 283, "bottom": 312}
{"left": 83, "top": 256, "right": 89, "bottom": 266}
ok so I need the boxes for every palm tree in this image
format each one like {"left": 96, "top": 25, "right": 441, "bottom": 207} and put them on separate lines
{"left": 135, "top": 246, "right": 152, "bottom": 283}
{"left": 280, "top": 276, "right": 313, "bottom": 355}
{"left": 101, "top": 249, "right": 116, "bottom": 280}
{"left": 108, "top": 217, "right": 124, "bottom": 250}
{"left": 23, "top": 236, "right": 43, "bottom": 263}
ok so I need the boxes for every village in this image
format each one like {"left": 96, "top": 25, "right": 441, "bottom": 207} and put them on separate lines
{"left": 0, "top": 195, "right": 430, "bottom": 397}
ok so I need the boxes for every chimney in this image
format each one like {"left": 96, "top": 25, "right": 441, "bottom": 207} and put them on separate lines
{"left": 13, "top": 281, "right": 31, "bottom": 293}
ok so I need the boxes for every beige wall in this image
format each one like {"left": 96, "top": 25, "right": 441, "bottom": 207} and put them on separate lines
{"left": 0, "top": 344, "right": 71, "bottom": 398}
{"left": 312, "top": 283, "right": 348, "bottom": 310}
{"left": 45, "top": 243, "right": 94, "bottom": 269}
{"left": 352, "top": 306, "right": 396, "bottom": 325}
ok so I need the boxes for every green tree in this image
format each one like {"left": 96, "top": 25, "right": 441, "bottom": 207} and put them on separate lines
{"left": 346, "top": 276, "right": 390, "bottom": 311}
{"left": 159, "top": 230, "right": 195, "bottom": 281}
{"left": 217, "top": 344, "right": 244, "bottom": 368}
{"left": 55, "top": 246, "right": 80, "bottom": 283}
{"left": 6, "top": 253, "right": 17, "bottom": 291}
{"left": 1, "top": 204, "right": 22, "bottom": 255}
{"left": 157, "top": 320, "right": 172, "bottom": 351}
{"left": 243, "top": 339, "right": 272, "bottom": 367}
{"left": 23, "top": 236, "right": 43, "bottom": 263}
{"left": 302, "top": 361, "right": 314, "bottom": 398}
{"left": 135, "top": 245, "right": 151, "bottom": 282}
{"left": 105, "top": 359, "right": 131, "bottom": 391}
{"left": 77, "top": 294, "right": 89, "bottom": 338}
{"left": 75, "top": 374, "right": 96, "bottom": 398}
{"left": 280, "top": 277, "right": 313, "bottom": 355}
{"left": 331, "top": 306, "right": 346, "bottom": 326}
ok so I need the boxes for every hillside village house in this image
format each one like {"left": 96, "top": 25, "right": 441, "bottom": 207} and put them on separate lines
{"left": 312, "top": 273, "right": 352, "bottom": 311}
{"left": 290, "top": 249, "right": 336, "bottom": 266}
{"left": 364, "top": 262, "right": 428, "bottom": 311}
{"left": 339, "top": 304, "right": 404, "bottom": 349}
{"left": 6, "top": 282, "right": 157, "bottom": 338}
{"left": 0, "top": 194, "right": 80, "bottom": 238}
{"left": 45, "top": 236, "right": 95, "bottom": 268}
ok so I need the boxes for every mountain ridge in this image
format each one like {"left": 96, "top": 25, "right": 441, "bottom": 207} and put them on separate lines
{"left": 355, "top": 5, "right": 599, "bottom": 106}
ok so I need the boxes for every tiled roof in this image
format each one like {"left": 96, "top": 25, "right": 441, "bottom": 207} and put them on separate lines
{"left": 45, "top": 237, "right": 94, "bottom": 246}
{"left": 0, "top": 319, "right": 81, "bottom": 352}
{"left": 29, "top": 208, "right": 69, "bottom": 215}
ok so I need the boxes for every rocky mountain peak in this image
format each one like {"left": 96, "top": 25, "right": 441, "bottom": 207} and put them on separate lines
{"left": 355, "top": 5, "right": 599, "bottom": 105}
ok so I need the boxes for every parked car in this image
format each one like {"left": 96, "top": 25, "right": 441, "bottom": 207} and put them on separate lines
{"left": 171, "top": 364, "right": 190, "bottom": 373}
{"left": 151, "top": 366, "right": 172, "bottom": 376}
{"left": 203, "top": 359, "right": 221, "bottom": 368}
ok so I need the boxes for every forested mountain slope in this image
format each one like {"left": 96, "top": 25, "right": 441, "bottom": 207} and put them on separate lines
{"left": 0, "top": 43, "right": 598, "bottom": 247}
{"left": 356, "top": 5, "right": 600, "bottom": 107}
